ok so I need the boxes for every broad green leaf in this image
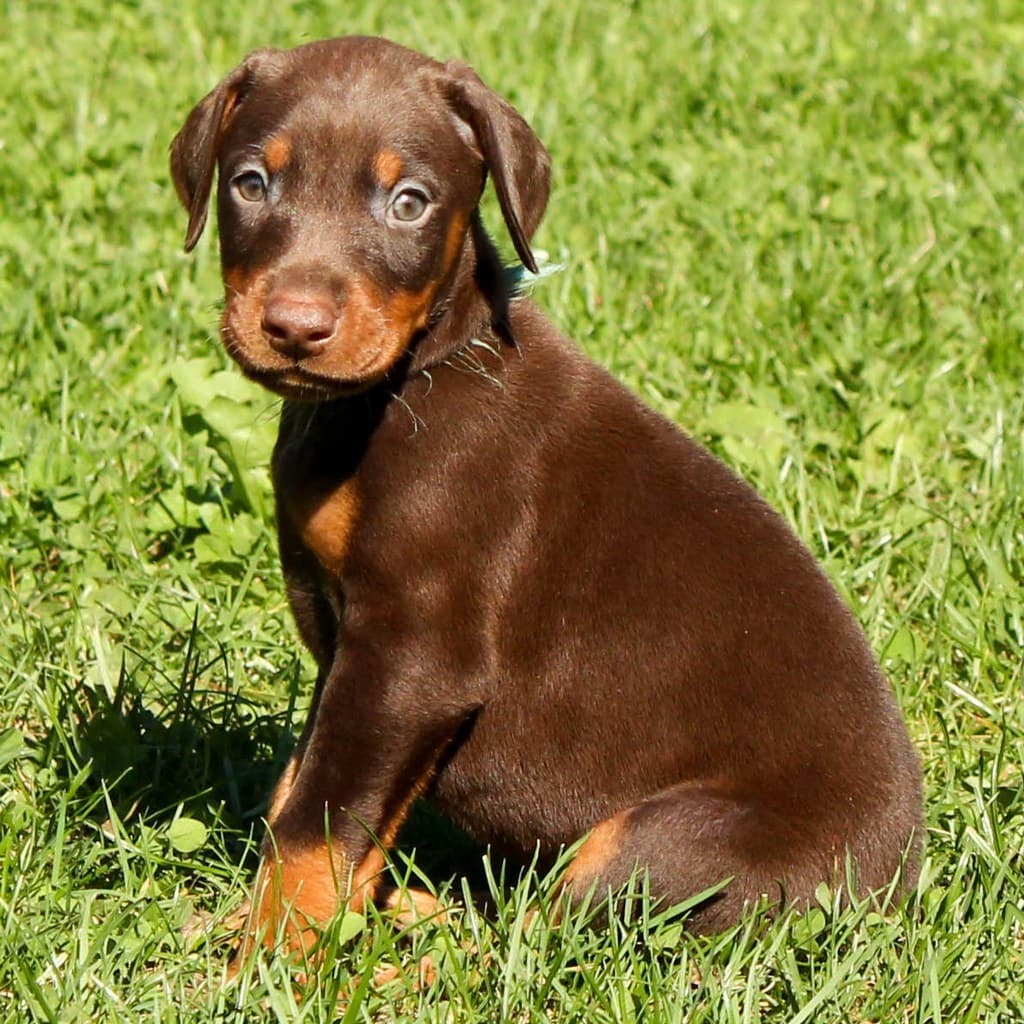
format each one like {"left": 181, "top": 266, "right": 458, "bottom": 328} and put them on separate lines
{"left": 167, "top": 817, "right": 209, "bottom": 854}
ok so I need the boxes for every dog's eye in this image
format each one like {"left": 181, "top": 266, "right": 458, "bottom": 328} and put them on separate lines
{"left": 388, "top": 187, "right": 430, "bottom": 224}
{"left": 232, "top": 170, "right": 268, "bottom": 203}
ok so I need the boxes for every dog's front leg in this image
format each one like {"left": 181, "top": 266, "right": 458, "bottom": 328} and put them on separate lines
{"left": 239, "top": 654, "right": 472, "bottom": 960}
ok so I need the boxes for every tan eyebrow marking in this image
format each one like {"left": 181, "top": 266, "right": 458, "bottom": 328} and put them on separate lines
{"left": 264, "top": 134, "right": 293, "bottom": 173}
{"left": 373, "top": 148, "right": 404, "bottom": 190}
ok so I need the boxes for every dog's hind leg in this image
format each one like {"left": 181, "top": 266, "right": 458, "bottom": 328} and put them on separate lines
{"left": 559, "top": 782, "right": 850, "bottom": 932}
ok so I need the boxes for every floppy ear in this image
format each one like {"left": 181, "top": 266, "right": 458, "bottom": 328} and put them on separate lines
{"left": 440, "top": 62, "right": 551, "bottom": 274}
{"left": 170, "top": 50, "right": 279, "bottom": 252}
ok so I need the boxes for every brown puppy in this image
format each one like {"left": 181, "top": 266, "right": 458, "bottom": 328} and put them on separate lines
{"left": 171, "top": 36, "right": 922, "bottom": 953}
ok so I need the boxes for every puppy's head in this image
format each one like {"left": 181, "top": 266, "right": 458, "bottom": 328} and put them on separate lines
{"left": 171, "top": 36, "right": 550, "bottom": 401}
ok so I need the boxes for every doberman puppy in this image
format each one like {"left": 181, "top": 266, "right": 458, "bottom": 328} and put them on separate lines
{"left": 171, "top": 35, "right": 922, "bottom": 954}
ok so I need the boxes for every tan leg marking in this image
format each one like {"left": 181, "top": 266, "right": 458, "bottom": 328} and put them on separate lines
{"left": 379, "top": 885, "right": 447, "bottom": 925}
{"left": 561, "top": 811, "right": 628, "bottom": 890}
{"left": 236, "top": 841, "right": 390, "bottom": 964}
{"left": 239, "top": 750, "right": 445, "bottom": 963}
{"left": 235, "top": 711, "right": 458, "bottom": 973}
{"left": 266, "top": 754, "right": 300, "bottom": 825}
{"left": 228, "top": 843, "right": 342, "bottom": 973}
{"left": 347, "top": 845, "right": 387, "bottom": 913}
{"left": 372, "top": 953, "right": 437, "bottom": 990}
{"left": 245, "top": 842, "right": 344, "bottom": 958}
{"left": 344, "top": 746, "right": 447, "bottom": 915}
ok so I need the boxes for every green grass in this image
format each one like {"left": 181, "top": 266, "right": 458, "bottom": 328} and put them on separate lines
{"left": 2, "top": 0, "right": 1022, "bottom": 1019}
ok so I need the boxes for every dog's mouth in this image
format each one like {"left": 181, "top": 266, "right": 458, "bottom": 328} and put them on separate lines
{"left": 243, "top": 362, "right": 388, "bottom": 402}
{"left": 220, "top": 273, "right": 432, "bottom": 401}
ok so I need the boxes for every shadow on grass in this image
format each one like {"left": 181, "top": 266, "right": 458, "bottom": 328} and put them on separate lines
{"left": 48, "top": 643, "right": 295, "bottom": 867}
{"left": 44, "top": 615, "right": 493, "bottom": 887}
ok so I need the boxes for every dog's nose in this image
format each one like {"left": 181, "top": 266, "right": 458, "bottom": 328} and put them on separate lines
{"left": 262, "top": 291, "right": 339, "bottom": 358}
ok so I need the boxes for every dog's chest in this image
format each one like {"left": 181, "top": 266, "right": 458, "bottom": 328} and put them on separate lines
{"left": 282, "top": 477, "right": 359, "bottom": 578}
{"left": 273, "top": 403, "right": 374, "bottom": 580}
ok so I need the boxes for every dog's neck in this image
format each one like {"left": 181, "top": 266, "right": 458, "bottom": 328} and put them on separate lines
{"left": 405, "top": 211, "right": 516, "bottom": 375}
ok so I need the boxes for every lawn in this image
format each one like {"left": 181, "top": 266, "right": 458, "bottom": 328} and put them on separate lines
{"left": 1, "top": 0, "right": 1022, "bottom": 1020}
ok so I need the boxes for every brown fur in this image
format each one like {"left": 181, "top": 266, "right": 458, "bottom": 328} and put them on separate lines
{"left": 170, "top": 35, "right": 923, "bottom": 955}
